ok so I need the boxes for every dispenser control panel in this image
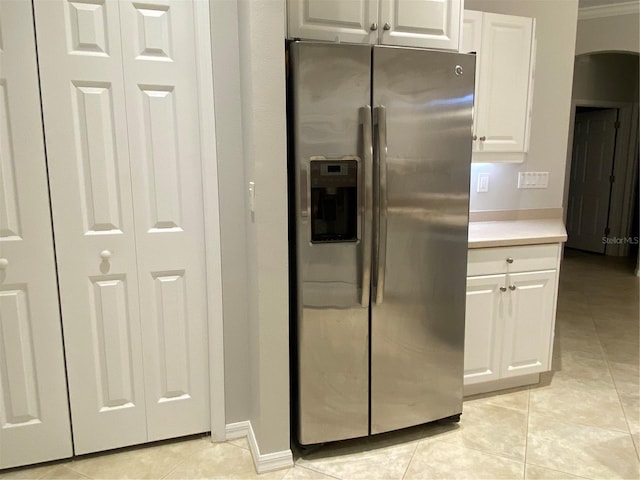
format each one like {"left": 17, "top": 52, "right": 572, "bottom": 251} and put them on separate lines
{"left": 309, "top": 160, "right": 358, "bottom": 243}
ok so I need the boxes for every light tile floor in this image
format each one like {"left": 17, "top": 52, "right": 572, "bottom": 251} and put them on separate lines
{"left": 2, "top": 249, "right": 638, "bottom": 480}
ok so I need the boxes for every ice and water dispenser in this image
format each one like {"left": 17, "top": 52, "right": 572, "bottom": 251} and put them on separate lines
{"left": 309, "top": 160, "right": 358, "bottom": 243}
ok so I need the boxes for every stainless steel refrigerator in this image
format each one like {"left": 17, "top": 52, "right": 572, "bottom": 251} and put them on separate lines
{"left": 289, "top": 41, "right": 474, "bottom": 446}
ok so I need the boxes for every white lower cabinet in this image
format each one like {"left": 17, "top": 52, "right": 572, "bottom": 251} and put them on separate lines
{"left": 464, "top": 244, "right": 561, "bottom": 391}
{"left": 501, "top": 270, "right": 556, "bottom": 378}
{"left": 464, "top": 275, "right": 505, "bottom": 385}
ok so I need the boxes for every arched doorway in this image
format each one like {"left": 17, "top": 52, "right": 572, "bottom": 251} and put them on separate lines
{"left": 563, "top": 51, "right": 639, "bottom": 272}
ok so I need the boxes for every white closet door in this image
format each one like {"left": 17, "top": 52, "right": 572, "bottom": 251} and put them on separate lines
{"left": 0, "top": 0, "right": 72, "bottom": 468}
{"left": 33, "top": 0, "right": 148, "bottom": 454}
{"left": 118, "top": 0, "right": 209, "bottom": 440}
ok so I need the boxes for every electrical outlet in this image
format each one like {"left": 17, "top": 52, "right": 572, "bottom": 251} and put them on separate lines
{"left": 477, "top": 173, "right": 490, "bottom": 193}
{"left": 518, "top": 172, "right": 549, "bottom": 189}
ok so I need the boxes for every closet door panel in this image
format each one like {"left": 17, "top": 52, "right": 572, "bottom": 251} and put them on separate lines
{"left": 0, "top": 0, "right": 72, "bottom": 468}
{"left": 119, "top": 0, "right": 209, "bottom": 441}
{"left": 33, "top": 0, "right": 147, "bottom": 454}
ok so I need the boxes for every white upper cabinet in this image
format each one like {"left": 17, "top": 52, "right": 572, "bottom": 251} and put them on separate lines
{"left": 379, "top": 0, "right": 461, "bottom": 50}
{"left": 287, "top": 0, "right": 462, "bottom": 51}
{"left": 461, "top": 11, "right": 535, "bottom": 159}
{"left": 461, "top": 9, "right": 482, "bottom": 55}
{"left": 288, "top": 0, "right": 379, "bottom": 44}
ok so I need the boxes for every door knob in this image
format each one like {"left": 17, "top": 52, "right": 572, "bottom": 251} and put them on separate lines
{"left": 479, "top": 136, "right": 487, "bottom": 141}
{"left": 100, "top": 250, "right": 112, "bottom": 261}
{"left": 506, "top": 257, "right": 514, "bottom": 264}
{"left": 500, "top": 286, "right": 507, "bottom": 292}
{"left": 370, "top": 23, "right": 378, "bottom": 31}
{"left": 383, "top": 22, "right": 391, "bottom": 30}
{"left": 0, "top": 258, "right": 8, "bottom": 269}
{"left": 509, "top": 285, "right": 517, "bottom": 291}
{"left": 473, "top": 135, "right": 478, "bottom": 141}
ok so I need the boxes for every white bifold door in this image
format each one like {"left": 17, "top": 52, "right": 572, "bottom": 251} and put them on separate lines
{"left": 0, "top": 0, "right": 73, "bottom": 468}
{"left": 34, "top": 0, "right": 210, "bottom": 454}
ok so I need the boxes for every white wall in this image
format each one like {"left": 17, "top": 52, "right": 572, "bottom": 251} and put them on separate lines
{"left": 210, "top": 0, "right": 290, "bottom": 456}
{"left": 575, "top": 13, "right": 640, "bottom": 56}
{"left": 236, "top": 0, "right": 290, "bottom": 456}
{"left": 573, "top": 53, "right": 640, "bottom": 103}
{"left": 209, "top": 0, "right": 250, "bottom": 426}
{"left": 466, "top": 0, "right": 579, "bottom": 212}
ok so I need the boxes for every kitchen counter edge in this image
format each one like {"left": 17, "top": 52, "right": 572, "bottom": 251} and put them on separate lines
{"left": 468, "top": 218, "right": 568, "bottom": 249}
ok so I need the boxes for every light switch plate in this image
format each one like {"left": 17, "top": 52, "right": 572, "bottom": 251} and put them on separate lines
{"left": 477, "top": 173, "right": 489, "bottom": 193}
{"left": 248, "top": 181, "right": 256, "bottom": 213}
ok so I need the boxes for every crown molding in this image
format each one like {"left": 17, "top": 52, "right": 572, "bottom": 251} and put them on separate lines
{"left": 578, "top": 1, "right": 640, "bottom": 20}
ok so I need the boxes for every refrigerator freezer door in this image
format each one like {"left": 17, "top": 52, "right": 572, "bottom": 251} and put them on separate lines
{"left": 370, "top": 46, "right": 474, "bottom": 434}
{"left": 290, "top": 42, "right": 373, "bottom": 445}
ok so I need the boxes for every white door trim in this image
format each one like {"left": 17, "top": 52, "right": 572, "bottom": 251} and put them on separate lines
{"left": 563, "top": 99, "right": 638, "bottom": 256}
{"left": 193, "top": 0, "right": 226, "bottom": 442}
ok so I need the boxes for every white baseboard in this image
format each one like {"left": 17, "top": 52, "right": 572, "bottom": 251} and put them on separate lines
{"left": 225, "top": 421, "right": 251, "bottom": 441}
{"left": 464, "top": 373, "right": 540, "bottom": 397}
{"left": 225, "top": 421, "right": 293, "bottom": 474}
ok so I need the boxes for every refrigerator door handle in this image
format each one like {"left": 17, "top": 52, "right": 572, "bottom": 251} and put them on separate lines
{"left": 373, "top": 105, "right": 388, "bottom": 305}
{"left": 360, "top": 106, "right": 373, "bottom": 307}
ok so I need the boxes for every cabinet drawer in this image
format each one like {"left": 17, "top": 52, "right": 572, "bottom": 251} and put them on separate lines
{"left": 467, "top": 244, "right": 560, "bottom": 276}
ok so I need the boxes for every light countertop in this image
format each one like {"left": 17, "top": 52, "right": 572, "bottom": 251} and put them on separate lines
{"left": 468, "top": 218, "right": 567, "bottom": 248}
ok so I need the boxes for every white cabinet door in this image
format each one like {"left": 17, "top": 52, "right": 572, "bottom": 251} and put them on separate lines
{"left": 118, "top": 0, "right": 210, "bottom": 441}
{"left": 461, "top": 9, "right": 482, "bottom": 54}
{"left": 460, "top": 10, "right": 481, "bottom": 151}
{"left": 464, "top": 275, "right": 505, "bottom": 385}
{"left": 288, "top": 0, "right": 378, "bottom": 44}
{"left": 474, "top": 13, "right": 533, "bottom": 153}
{"left": 379, "top": 0, "right": 461, "bottom": 50}
{"left": 0, "top": 1, "right": 73, "bottom": 468}
{"left": 33, "top": 0, "right": 147, "bottom": 454}
{"left": 501, "top": 270, "right": 556, "bottom": 378}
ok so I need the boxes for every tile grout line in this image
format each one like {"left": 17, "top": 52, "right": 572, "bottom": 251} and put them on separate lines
{"left": 296, "top": 462, "right": 354, "bottom": 480}
{"left": 553, "top": 287, "right": 635, "bottom": 436}
{"left": 530, "top": 410, "right": 637, "bottom": 437}
{"left": 57, "top": 463, "right": 92, "bottom": 480}
{"left": 400, "top": 440, "right": 419, "bottom": 480}
{"left": 160, "top": 462, "right": 180, "bottom": 480}
{"left": 32, "top": 465, "right": 56, "bottom": 480}
{"left": 433, "top": 434, "right": 526, "bottom": 464}
{"left": 296, "top": 464, "right": 343, "bottom": 480}
{"left": 522, "top": 387, "right": 531, "bottom": 480}
{"left": 227, "top": 439, "right": 250, "bottom": 452}
{"left": 587, "top": 292, "right": 636, "bottom": 437}
{"left": 525, "top": 460, "right": 592, "bottom": 480}
{"left": 157, "top": 438, "right": 215, "bottom": 480}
